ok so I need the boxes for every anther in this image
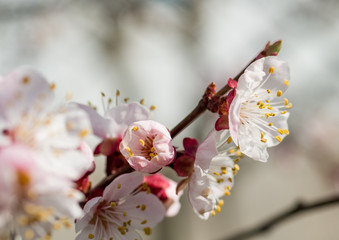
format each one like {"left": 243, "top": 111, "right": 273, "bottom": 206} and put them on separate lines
{"left": 261, "top": 132, "right": 264, "bottom": 138}
{"left": 268, "top": 67, "right": 275, "bottom": 74}
{"left": 50, "top": 83, "right": 56, "bottom": 90}
{"left": 117, "top": 184, "right": 121, "bottom": 189}
{"left": 277, "top": 90, "right": 282, "bottom": 97}
{"left": 284, "top": 98, "right": 288, "bottom": 105}
{"left": 268, "top": 122, "right": 273, "bottom": 126}
{"left": 88, "top": 233, "right": 94, "bottom": 239}
{"left": 211, "top": 210, "right": 216, "bottom": 216}
{"left": 284, "top": 79, "right": 289, "bottom": 86}
{"left": 227, "top": 136, "right": 232, "bottom": 144}
{"left": 278, "top": 129, "right": 284, "bottom": 135}
{"left": 132, "top": 126, "right": 138, "bottom": 131}
{"left": 139, "top": 139, "right": 145, "bottom": 146}
{"left": 140, "top": 99, "right": 145, "bottom": 105}
{"left": 267, "top": 89, "right": 271, "bottom": 94}
{"left": 143, "top": 227, "right": 151, "bottom": 235}
{"left": 281, "top": 110, "right": 287, "bottom": 114}
{"left": 216, "top": 205, "right": 221, "bottom": 213}
{"left": 116, "top": 90, "right": 120, "bottom": 96}
{"left": 285, "top": 103, "right": 293, "bottom": 109}
{"left": 275, "top": 136, "right": 282, "bottom": 142}
{"left": 150, "top": 105, "right": 156, "bottom": 111}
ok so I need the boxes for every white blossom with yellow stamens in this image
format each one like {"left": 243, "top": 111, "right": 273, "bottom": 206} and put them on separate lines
{"left": 0, "top": 67, "right": 93, "bottom": 179}
{"left": 228, "top": 56, "right": 291, "bottom": 162}
{"left": 75, "top": 172, "right": 165, "bottom": 240}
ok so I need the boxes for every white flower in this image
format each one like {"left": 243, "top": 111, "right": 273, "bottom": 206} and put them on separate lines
{"left": 0, "top": 67, "right": 93, "bottom": 179}
{"left": 75, "top": 172, "right": 165, "bottom": 240}
{"left": 188, "top": 130, "right": 240, "bottom": 220}
{"left": 228, "top": 56, "right": 291, "bottom": 162}
{"left": 0, "top": 144, "right": 84, "bottom": 240}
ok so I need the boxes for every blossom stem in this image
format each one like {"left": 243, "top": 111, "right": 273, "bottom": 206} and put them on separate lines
{"left": 223, "top": 194, "right": 339, "bottom": 240}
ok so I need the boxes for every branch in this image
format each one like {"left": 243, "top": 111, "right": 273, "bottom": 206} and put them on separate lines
{"left": 170, "top": 40, "right": 281, "bottom": 138}
{"left": 223, "top": 194, "right": 339, "bottom": 240}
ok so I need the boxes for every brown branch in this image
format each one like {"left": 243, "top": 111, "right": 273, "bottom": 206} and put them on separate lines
{"left": 170, "top": 48, "right": 259, "bottom": 138}
{"left": 86, "top": 41, "right": 282, "bottom": 203}
{"left": 223, "top": 194, "right": 339, "bottom": 240}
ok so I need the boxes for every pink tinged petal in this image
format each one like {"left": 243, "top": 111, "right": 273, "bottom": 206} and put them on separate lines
{"left": 228, "top": 94, "right": 243, "bottom": 145}
{"left": 103, "top": 171, "right": 143, "bottom": 201}
{"left": 164, "top": 177, "right": 182, "bottom": 217}
{"left": 0, "top": 67, "right": 54, "bottom": 120}
{"left": 75, "top": 197, "right": 102, "bottom": 233}
{"left": 75, "top": 103, "right": 114, "bottom": 139}
{"left": 188, "top": 166, "right": 214, "bottom": 220}
{"left": 173, "top": 155, "right": 195, "bottom": 177}
{"left": 228, "top": 78, "right": 237, "bottom": 89}
{"left": 119, "top": 120, "right": 175, "bottom": 173}
{"left": 215, "top": 115, "right": 229, "bottom": 131}
{"left": 183, "top": 138, "right": 199, "bottom": 157}
{"left": 105, "top": 102, "right": 150, "bottom": 137}
{"left": 195, "top": 131, "right": 219, "bottom": 171}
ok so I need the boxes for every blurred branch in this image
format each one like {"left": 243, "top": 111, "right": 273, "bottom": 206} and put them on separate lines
{"left": 223, "top": 194, "right": 339, "bottom": 240}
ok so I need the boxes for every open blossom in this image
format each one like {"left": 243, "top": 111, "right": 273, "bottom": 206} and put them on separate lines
{"left": 0, "top": 144, "right": 84, "bottom": 240}
{"left": 75, "top": 172, "right": 165, "bottom": 240}
{"left": 0, "top": 67, "right": 93, "bottom": 238}
{"left": 0, "top": 67, "right": 93, "bottom": 179}
{"left": 188, "top": 130, "right": 240, "bottom": 220}
{"left": 77, "top": 102, "right": 149, "bottom": 175}
{"left": 119, "top": 120, "right": 175, "bottom": 173}
{"left": 143, "top": 174, "right": 182, "bottom": 217}
{"left": 227, "top": 56, "right": 291, "bottom": 162}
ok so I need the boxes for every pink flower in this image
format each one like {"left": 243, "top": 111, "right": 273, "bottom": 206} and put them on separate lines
{"left": 75, "top": 172, "right": 165, "bottom": 240}
{"left": 119, "top": 120, "right": 175, "bottom": 173}
{"left": 0, "top": 144, "right": 84, "bottom": 239}
{"left": 76, "top": 102, "right": 150, "bottom": 174}
{"left": 144, "top": 174, "right": 182, "bottom": 217}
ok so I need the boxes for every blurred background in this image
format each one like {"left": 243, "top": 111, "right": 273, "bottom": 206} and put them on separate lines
{"left": 1, "top": 0, "right": 339, "bottom": 239}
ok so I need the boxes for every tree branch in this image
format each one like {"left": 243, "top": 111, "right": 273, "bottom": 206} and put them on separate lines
{"left": 223, "top": 194, "right": 339, "bottom": 240}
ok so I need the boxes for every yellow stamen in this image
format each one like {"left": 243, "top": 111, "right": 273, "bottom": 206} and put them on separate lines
{"left": 234, "top": 164, "right": 240, "bottom": 171}
{"left": 226, "top": 136, "right": 232, "bottom": 144}
{"left": 132, "top": 126, "right": 138, "bottom": 131}
{"left": 144, "top": 227, "right": 151, "bottom": 235}
{"left": 50, "top": 83, "right": 56, "bottom": 90}
{"left": 268, "top": 122, "right": 273, "bottom": 126}
{"left": 219, "top": 200, "right": 224, "bottom": 206}
{"left": 267, "top": 89, "right": 271, "bottom": 93}
{"left": 284, "top": 79, "right": 289, "bottom": 86}
{"left": 286, "top": 103, "right": 293, "bottom": 109}
{"left": 261, "top": 132, "right": 264, "bottom": 138}
{"left": 268, "top": 66, "right": 275, "bottom": 74}
{"left": 79, "top": 129, "right": 89, "bottom": 138}
{"left": 277, "top": 90, "right": 282, "bottom": 97}
{"left": 278, "top": 129, "right": 284, "bottom": 135}
{"left": 275, "top": 136, "right": 282, "bottom": 142}
{"left": 216, "top": 205, "right": 221, "bottom": 213}
{"left": 283, "top": 129, "right": 290, "bottom": 135}
{"left": 140, "top": 99, "right": 145, "bottom": 105}
{"left": 116, "top": 90, "right": 120, "bottom": 96}
{"left": 150, "top": 105, "right": 156, "bottom": 111}
{"left": 22, "top": 76, "right": 30, "bottom": 84}
{"left": 211, "top": 210, "right": 216, "bottom": 216}
{"left": 261, "top": 138, "right": 267, "bottom": 143}
{"left": 139, "top": 139, "right": 145, "bottom": 146}
{"left": 110, "top": 202, "right": 116, "bottom": 207}
{"left": 281, "top": 110, "right": 287, "bottom": 114}
{"left": 117, "top": 184, "right": 121, "bottom": 189}
{"left": 88, "top": 233, "right": 94, "bottom": 239}
{"left": 141, "top": 204, "right": 146, "bottom": 211}
{"left": 284, "top": 98, "right": 288, "bottom": 105}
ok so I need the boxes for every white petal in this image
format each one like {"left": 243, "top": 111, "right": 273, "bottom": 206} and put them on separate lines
{"left": 188, "top": 166, "right": 214, "bottom": 220}
{"left": 105, "top": 102, "right": 150, "bottom": 137}
{"left": 195, "top": 131, "right": 219, "bottom": 171}
{"left": 238, "top": 125, "right": 269, "bottom": 162}
{"left": 103, "top": 171, "right": 143, "bottom": 201}
{"left": 75, "top": 103, "right": 114, "bottom": 139}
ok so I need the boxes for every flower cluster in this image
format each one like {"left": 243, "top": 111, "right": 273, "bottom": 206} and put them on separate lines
{"left": 0, "top": 52, "right": 291, "bottom": 239}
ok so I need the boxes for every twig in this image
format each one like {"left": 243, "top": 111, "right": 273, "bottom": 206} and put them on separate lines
{"left": 169, "top": 51, "right": 254, "bottom": 138}
{"left": 223, "top": 194, "right": 339, "bottom": 240}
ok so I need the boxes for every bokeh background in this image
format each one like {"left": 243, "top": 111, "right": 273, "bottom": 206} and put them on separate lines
{"left": 1, "top": 0, "right": 339, "bottom": 239}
